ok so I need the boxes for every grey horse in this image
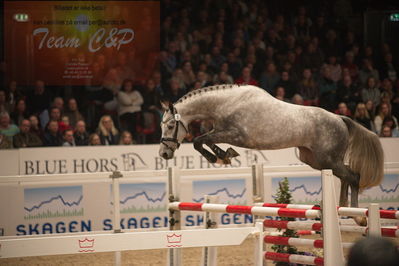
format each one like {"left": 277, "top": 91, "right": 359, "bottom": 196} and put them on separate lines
{"left": 159, "top": 84, "right": 384, "bottom": 225}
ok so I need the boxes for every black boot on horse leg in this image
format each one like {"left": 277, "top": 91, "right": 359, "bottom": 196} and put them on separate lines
{"left": 194, "top": 139, "right": 218, "bottom": 163}
{"left": 208, "top": 144, "right": 240, "bottom": 164}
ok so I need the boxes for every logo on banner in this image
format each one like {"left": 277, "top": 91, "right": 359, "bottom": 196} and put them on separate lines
{"left": 24, "top": 186, "right": 84, "bottom": 220}
{"left": 115, "top": 183, "right": 167, "bottom": 213}
{"left": 192, "top": 179, "right": 247, "bottom": 204}
{"left": 78, "top": 237, "right": 95, "bottom": 252}
{"left": 120, "top": 152, "right": 148, "bottom": 171}
{"left": 166, "top": 233, "right": 182, "bottom": 247}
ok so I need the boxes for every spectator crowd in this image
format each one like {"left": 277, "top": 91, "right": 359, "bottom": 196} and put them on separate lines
{"left": 1, "top": 0, "right": 399, "bottom": 149}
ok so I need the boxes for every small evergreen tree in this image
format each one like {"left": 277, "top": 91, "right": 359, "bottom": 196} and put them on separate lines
{"left": 271, "top": 177, "right": 298, "bottom": 265}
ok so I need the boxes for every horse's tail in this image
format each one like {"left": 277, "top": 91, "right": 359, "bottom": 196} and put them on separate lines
{"left": 341, "top": 116, "right": 384, "bottom": 191}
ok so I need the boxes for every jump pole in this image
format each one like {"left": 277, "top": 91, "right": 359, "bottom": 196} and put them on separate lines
{"left": 321, "top": 169, "right": 345, "bottom": 266}
{"left": 168, "top": 167, "right": 181, "bottom": 266}
{"left": 252, "top": 164, "right": 265, "bottom": 266}
{"left": 110, "top": 171, "right": 123, "bottom": 266}
{"left": 201, "top": 195, "right": 219, "bottom": 266}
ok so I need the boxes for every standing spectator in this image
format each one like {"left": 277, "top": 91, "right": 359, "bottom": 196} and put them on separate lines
{"left": 26, "top": 80, "right": 52, "bottom": 116}
{"left": 361, "top": 77, "right": 381, "bottom": 108}
{"left": 259, "top": 62, "right": 280, "bottom": 93}
{"left": 358, "top": 59, "right": 380, "bottom": 86}
{"left": 13, "top": 119, "right": 42, "bottom": 148}
{"left": 97, "top": 115, "right": 120, "bottom": 145}
{"left": 353, "top": 103, "right": 374, "bottom": 131}
{"left": 374, "top": 103, "right": 398, "bottom": 135}
{"left": 119, "top": 131, "right": 134, "bottom": 145}
{"left": 74, "top": 120, "right": 89, "bottom": 146}
{"left": 62, "top": 129, "right": 76, "bottom": 147}
{"left": 6, "top": 81, "right": 24, "bottom": 108}
{"left": 0, "top": 90, "right": 11, "bottom": 113}
{"left": 235, "top": 67, "right": 259, "bottom": 86}
{"left": 298, "top": 68, "right": 319, "bottom": 106}
{"left": 43, "top": 120, "right": 62, "bottom": 147}
{"left": 64, "top": 98, "right": 84, "bottom": 128}
{"left": 117, "top": 79, "right": 144, "bottom": 136}
{"left": 337, "top": 74, "right": 361, "bottom": 112}
{"left": 88, "top": 133, "right": 102, "bottom": 146}
{"left": 0, "top": 111, "right": 19, "bottom": 143}
{"left": 10, "top": 98, "right": 29, "bottom": 126}
{"left": 319, "top": 65, "right": 338, "bottom": 111}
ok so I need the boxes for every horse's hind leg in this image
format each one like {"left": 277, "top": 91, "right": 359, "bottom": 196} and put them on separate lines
{"left": 340, "top": 181, "right": 349, "bottom": 207}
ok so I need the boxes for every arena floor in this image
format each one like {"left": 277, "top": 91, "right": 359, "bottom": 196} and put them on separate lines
{"left": 3, "top": 232, "right": 397, "bottom": 266}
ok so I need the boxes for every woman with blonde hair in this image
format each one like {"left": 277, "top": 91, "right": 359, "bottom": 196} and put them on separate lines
{"left": 374, "top": 102, "right": 398, "bottom": 135}
{"left": 96, "top": 115, "right": 120, "bottom": 145}
{"left": 119, "top": 130, "right": 134, "bottom": 145}
{"left": 353, "top": 103, "right": 374, "bottom": 131}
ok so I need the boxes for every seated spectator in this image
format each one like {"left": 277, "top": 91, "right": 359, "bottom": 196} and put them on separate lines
{"left": 48, "top": 107, "right": 70, "bottom": 133}
{"left": 334, "top": 102, "right": 352, "bottom": 117}
{"left": 379, "top": 52, "right": 398, "bottom": 82}
{"left": 0, "top": 133, "right": 12, "bottom": 149}
{"left": 0, "top": 90, "right": 12, "bottom": 113}
{"left": 64, "top": 98, "right": 84, "bottom": 127}
{"left": 116, "top": 79, "right": 143, "bottom": 137}
{"left": 274, "top": 86, "right": 289, "bottom": 102}
{"left": 0, "top": 111, "right": 19, "bottom": 143}
{"left": 361, "top": 77, "right": 381, "bottom": 108}
{"left": 298, "top": 68, "right": 319, "bottom": 106}
{"left": 88, "top": 133, "right": 101, "bottom": 146}
{"left": 374, "top": 102, "right": 398, "bottom": 135}
{"left": 6, "top": 80, "right": 24, "bottom": 108}
{"left": 300, "top": 42, "right": 324, "bottom": 73}
{"left": 259, "top": 62, "right": 280, "bottom": 94}
{"left": 235, "top": 67, "right": 259, "bottom": 86}
{"left": 358, "top": 59, "right": 380, "bottom": 86}
{"left": 213, "top": 71, "right": 234, "bottom": 85}
{"left": 165, "top": 78, "right": 185, "bottom": 103}
{"left": 382, "top": 116, "right": 399, "bottom": 137}
{"left": 341, "top": 51, "right": 359, "bottom": 81}
{"left": 323, "top": 55, "right": 342, "bottom": 83}
{"left": 181, "top": 61, "right": 196, "bottom": 88}
{"left": 292, "top": 94, "right": 304, "bottom": 105}
{"left": 74, "top": 120, "right": 89, "bottom": 146}
{"left": 10, "top": 98, "right": 29, "bottom": 126}
{"left": 119, "top": 131, "right": 134, "bottom": 145}
{"left": 96, "top": 115, "right": 120, "bottom": 145}
{"left": 275, "top": 71, "right": 296, "bottom": 99}
{"left": 365, "top": 99, "right": 376, "bottom": 120}
{"left": 29, "top": 115, "right": 43, "bottom": 140}
{"left": 353, "top": 103, "right": 374, "bottom": 131}
{"left": 62, "top": 129, "right": 76, "bottom": 147}
{"left": 197, "top": 70, "right": 212, "bottom": 87}
{"left": 347, "top": 236, "right": 399, "bottom": 266}
{"left": 13, "top": 119, "right": 42, "bottom": 148}
{"left": 43, "top": 120, "right": 62, "bottom": 147}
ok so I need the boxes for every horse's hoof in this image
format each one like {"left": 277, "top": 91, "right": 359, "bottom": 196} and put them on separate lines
{"left": 354, "top": 216, "right": 367, "bottom": 226}
{"left": 215, "top": 158, "right": 231, "bottom": 165}
{"left": 226, "top": 148, "right": 240, "bottom": 158}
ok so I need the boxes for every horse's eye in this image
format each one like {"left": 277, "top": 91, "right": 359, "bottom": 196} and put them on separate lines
{"left": 167, "top": 125, "right": 174, "bottom": 130}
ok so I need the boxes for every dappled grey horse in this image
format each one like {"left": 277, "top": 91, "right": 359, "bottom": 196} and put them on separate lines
{"left": 159, "top": 84, "right": 384, "bottom": 225}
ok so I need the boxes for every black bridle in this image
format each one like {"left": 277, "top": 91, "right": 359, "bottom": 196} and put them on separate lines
{"left": 160, "top": 107, "right": 188, "bottom": 150}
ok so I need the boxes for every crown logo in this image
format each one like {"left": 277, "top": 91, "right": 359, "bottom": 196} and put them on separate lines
{"left": 166, "top": 233, "right": 182, "bottom": 247}
{"left": 78, "top": 237, "right": 95, "bottom": 252}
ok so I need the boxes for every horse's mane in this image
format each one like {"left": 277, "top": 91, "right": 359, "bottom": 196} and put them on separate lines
{"left": 176, "top": 84, "right": 242, "bottom": 104}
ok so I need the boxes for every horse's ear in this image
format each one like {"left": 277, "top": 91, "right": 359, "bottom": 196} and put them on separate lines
{"left": 160, "top": 100, "right": 169, "bottom": 111}
{"left": 168, "top": 102, "right": 174, "bottom": 112}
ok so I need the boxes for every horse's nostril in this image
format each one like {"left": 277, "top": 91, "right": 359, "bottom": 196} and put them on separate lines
{"left": 162, "top": 152, "right": 168, "bottom": 158}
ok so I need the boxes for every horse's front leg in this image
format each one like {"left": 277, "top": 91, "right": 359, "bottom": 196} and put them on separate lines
{"left": 193, "top": 133, "right": 218, "bottom": 163}
{"left": 207, "top": 144, "right": 240, "bottom": 164}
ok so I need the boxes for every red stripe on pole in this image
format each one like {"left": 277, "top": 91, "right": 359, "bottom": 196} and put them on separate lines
{"left": 263, "top": 220, "right": 289, "bottom": 229}
{"left": 312, "top": 223, "right": 323, "bottom": 231}
{"left": 381, "top": 228, "right": 397, "bottom": 237}
{"left": 178, "top": 202, "right": 203, "bottom": 211}
{"left": 314, "top": 239, "right": 324, "bottom": 248}
{"left": 225, "top": 205, "right": 253, "bottom": 214}
{"left": 264, "top": 252, "right": 290, "bottom": 263}
{"left": 264, "top": 236, "right": 290, "bottom": 245}
{"left": 380, "top": 210, "right": 397, "bottom": 219}
{"left": 277, "top": 208, "right": 310, "bottom": 218}
{"left": 262, "top": 203, "right": 288, "bottom": 208}
{"left": 297, "top": 230, "right": 315, "bottom": 235}
{"left": 315, "top": 257, "right": 324, "bottom": 266}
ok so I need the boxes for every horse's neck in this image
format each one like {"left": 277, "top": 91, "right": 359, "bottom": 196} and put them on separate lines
{"left": 175, "top": 94, "right": 221, "bottom": 123}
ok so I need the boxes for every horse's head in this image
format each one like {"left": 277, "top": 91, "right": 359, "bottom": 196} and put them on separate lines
{"left": 159, "top": 101, "right": 188, "bottom": 160}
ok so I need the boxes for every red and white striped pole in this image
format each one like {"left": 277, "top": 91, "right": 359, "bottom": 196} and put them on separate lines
{"left": 264, "top": 236, "right": 353, "bottom": 249}
{"left": 264, "top": 251, "right": 324, "bottom": 266}
{"left": 169, "top": 202, "right": 321, "bottom": 219}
